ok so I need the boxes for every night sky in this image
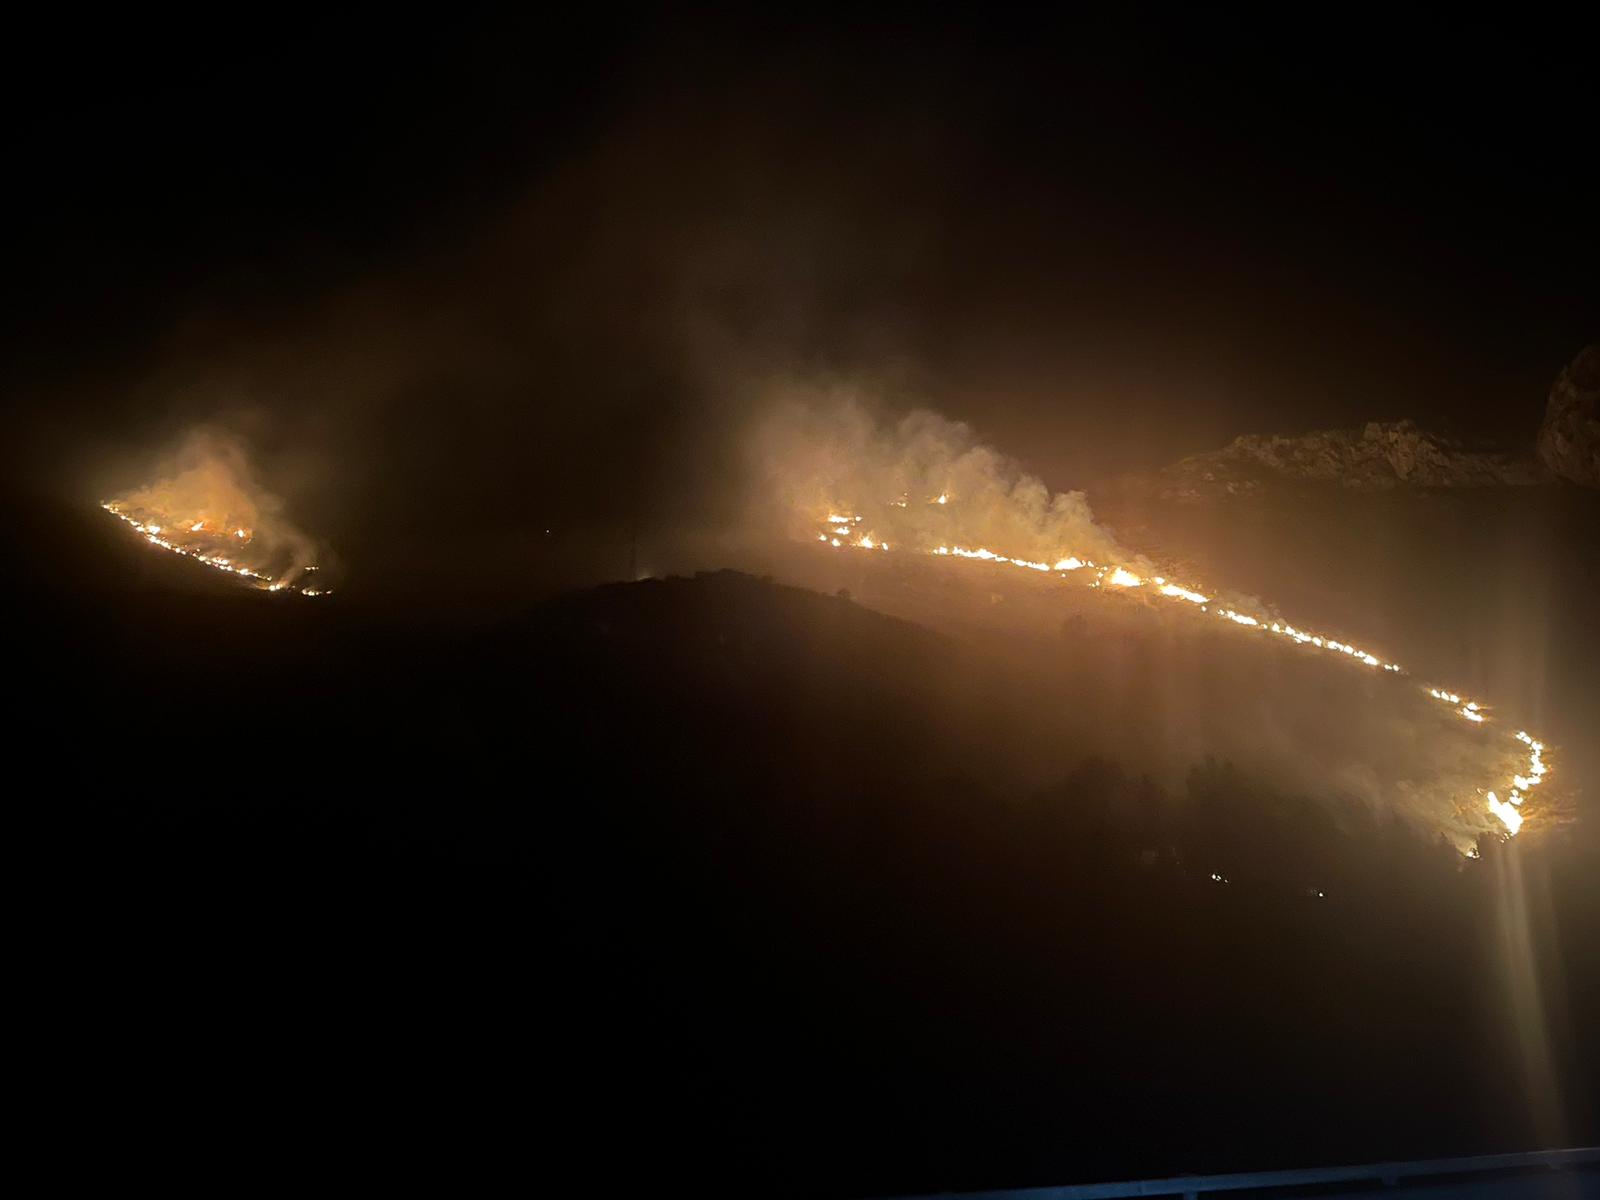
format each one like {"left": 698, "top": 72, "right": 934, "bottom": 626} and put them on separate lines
{"left": 9, "top": 15, "right": 1596, "bottom": 512}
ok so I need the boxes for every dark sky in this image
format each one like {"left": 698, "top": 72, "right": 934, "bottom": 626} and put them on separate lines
{"left": 6, "top": 11, "right": 1596, "bottom": 575}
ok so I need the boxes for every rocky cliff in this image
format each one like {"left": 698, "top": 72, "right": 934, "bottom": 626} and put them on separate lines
{"left": 1133, "top": 346, "right": 1599, "bottom": 502}
{"left": 1536, "top": 344, "right": 1600, "bottom": 488}
{"left": 1150, "top": 419, "right": 1540, "bottom": 501}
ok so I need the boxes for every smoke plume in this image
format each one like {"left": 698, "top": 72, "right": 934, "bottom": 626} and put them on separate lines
{"left": 106, "top": 427, "right": 322, "bottom": 584}
{"left": 748, "top": 382, "right": 1134, "bottom": 567}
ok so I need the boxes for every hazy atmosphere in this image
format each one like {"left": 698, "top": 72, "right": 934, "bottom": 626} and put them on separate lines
{"left": 8, "top": 11, "right": 1597, "bottom": 1196}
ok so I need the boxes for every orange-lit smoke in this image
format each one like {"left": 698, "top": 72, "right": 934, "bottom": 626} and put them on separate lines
{"left": 759, "top": 394, "right": 1553, "bottom": 850}
{"left": 751, "top": 393, "right": 1133, "bottom": 569}
{"left": 103, "top": 428, "right": 325, "bottom": 592}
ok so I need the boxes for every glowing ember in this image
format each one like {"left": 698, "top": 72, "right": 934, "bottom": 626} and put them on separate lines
{"left": 1487, "top": 792, "right": 1524, "bottom": 835}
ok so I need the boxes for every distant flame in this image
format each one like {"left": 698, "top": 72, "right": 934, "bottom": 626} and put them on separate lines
{"left": 809, "top": 496, "right": 1551, "bottom": 846}
{"left": 102, "top": 502, "right": 327, "bottom": 597}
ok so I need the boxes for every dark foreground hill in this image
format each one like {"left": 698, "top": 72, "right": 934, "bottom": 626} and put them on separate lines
{"left": 11, "top": 496, "right": 1598, "bottom": 1195}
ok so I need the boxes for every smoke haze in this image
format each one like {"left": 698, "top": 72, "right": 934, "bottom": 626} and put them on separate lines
{"left": 7, "top": 18, "right": 1599, "bottom": 1189}
{"left": 6, "top": 14, "right": 1591, "bottom": 846}
{"left": 746, "top": 385, "right": 1131, "bottom": 566}
{"left": 106, "top": 428, "right": 322, "bottom": 584}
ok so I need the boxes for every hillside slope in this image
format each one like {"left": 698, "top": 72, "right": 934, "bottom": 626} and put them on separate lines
{"left": 12, "top": 495, "right": 1593, "bottom": 1194}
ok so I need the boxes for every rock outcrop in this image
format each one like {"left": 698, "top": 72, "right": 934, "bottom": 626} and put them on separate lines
{"left": 1151, "top": 419, "right": 1540, "bottom": 501}
{"left": 1536, "top": 344, "right": 1600, "bottom": 487}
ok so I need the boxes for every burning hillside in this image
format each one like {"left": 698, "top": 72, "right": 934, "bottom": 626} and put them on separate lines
{"left": 752, "top": 396, "right": 1556, "bottom": 849}
{"left": 101, "top": 429, "right": 329, "bottom": 597}
{"left": 808, "top": 502, "right": 1549, "bottom": 847}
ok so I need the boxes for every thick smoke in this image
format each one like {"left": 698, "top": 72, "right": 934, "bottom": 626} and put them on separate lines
{"left": 107, "top": 428, "right": 321, "bottom": 583}
{"left": 748, "top": 383, "right": 1135, "bottom": 567}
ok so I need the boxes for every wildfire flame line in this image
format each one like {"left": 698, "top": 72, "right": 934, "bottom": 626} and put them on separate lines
{"left": 101, "top": 503, "right": 329, "bottom": 597}
{"left": 814, "top": 500, "right": 1548, "bottom": 845}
